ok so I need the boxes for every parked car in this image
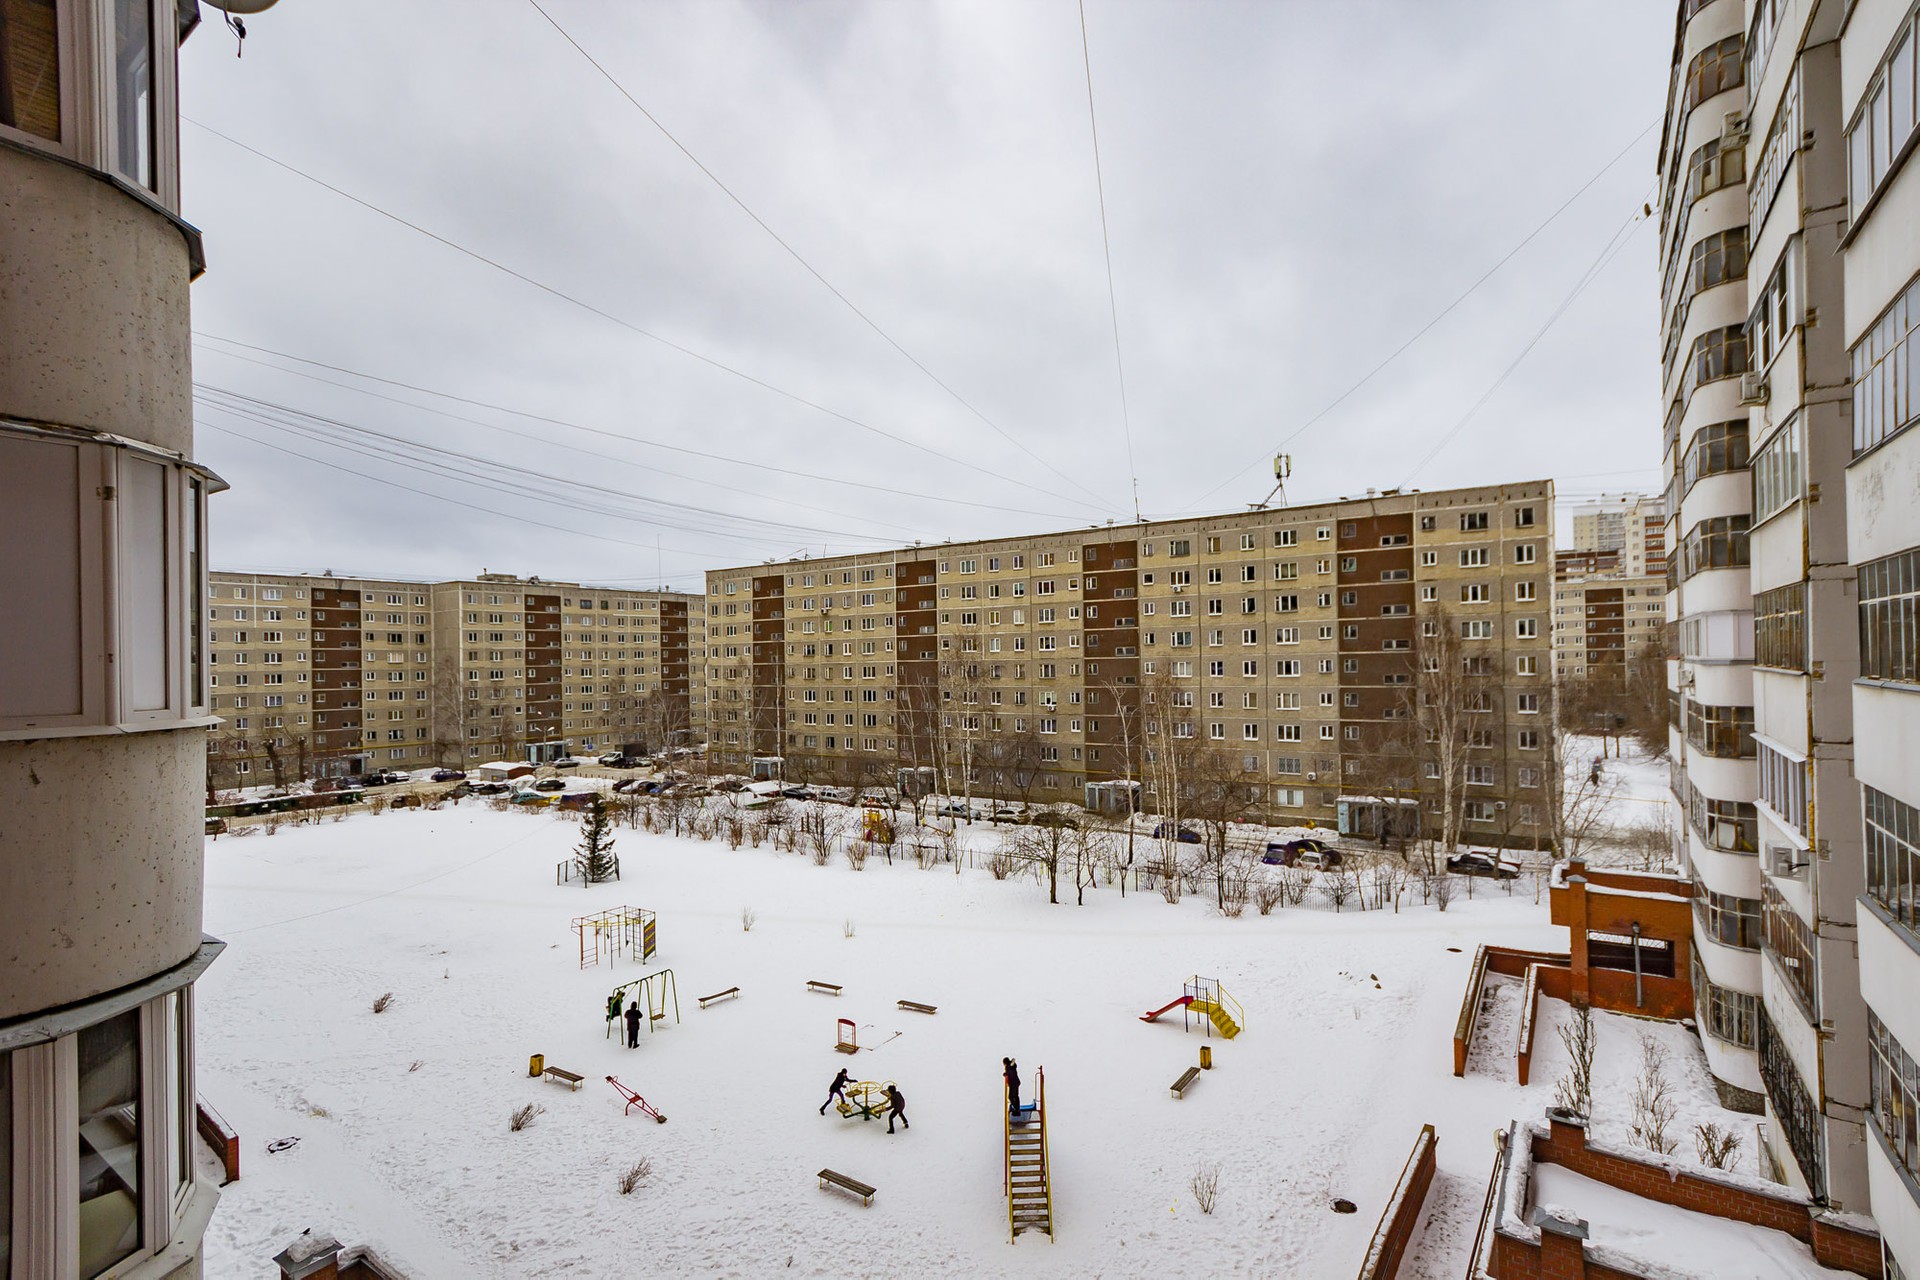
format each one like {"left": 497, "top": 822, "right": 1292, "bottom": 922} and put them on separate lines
{"left": 430, "top": 768, "right": 467, "bottom": 782}
{"left": 363, "top": 770, "right": 410, "bottom": 786}
{"left": 533, "top": 777, "right": 568, "bottom": 793}
{"left": 470, "top": 781, "right": 510, "bottom": 796}
{"left": 816, "top": 786, "right": 856, "bottom": 805}
{"left": 936, "top": 800, "right": 982, "bottom": 819}
{"left": 856, "top": 791, "right": 895, "bottom": 809}
{"left": 597, "top": 752, "right": 627, "bottom": 766}
{"left": 552, "top": 757, "right": 581, "bottom": 769}
{"left": 1293, "top": 849, "right": 1342, "bottom": 871}
{"left": 441, "top": 782, "right": 473, "bottom": 799}
{"left": 601, "top": 755, "right": 642, "bottom": 769}
{"left": 1447, "top": 850, "right": 1521, "bottom": 880}
{"left": 511, "top": 788, "right": 552, "bottom": 805}
{"left": 1263, "top": 837, "right": 1334, "bottom": 866}
{"left": 780, "top": 785, "right": 816, "bottom": 801}
{"left": 989, "top": 806, "right": 1025, "bottom": 823}
{"left": 1028, "top": 810, "right": 1080, "bottom": 829}
{"left": 1153, "top": 822, "right": 1202, "bottom": 844}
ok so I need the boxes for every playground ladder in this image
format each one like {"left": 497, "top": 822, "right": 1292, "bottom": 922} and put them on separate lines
{"left": 1003, "top": 1067, "right": 1053, "bottom": 1242}
{"left": 1184, "top": 976, "right": 1244, "bottom": 1039}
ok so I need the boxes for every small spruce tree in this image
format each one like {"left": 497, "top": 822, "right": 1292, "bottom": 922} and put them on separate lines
{"left": 575, "top": 797, "right": 619, "bottom": 885}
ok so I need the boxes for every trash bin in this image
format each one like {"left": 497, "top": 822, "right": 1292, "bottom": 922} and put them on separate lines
{"left": 529, "top": 1053, "right": 544, "bottom": 1078}
{"left": 1200, "top": 1045, "right": 1213, "bottom": 1071}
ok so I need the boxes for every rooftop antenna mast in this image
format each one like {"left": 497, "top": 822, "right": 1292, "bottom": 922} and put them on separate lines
{"left": 1254, "top": 454, "right": 1292, "bottom": 510}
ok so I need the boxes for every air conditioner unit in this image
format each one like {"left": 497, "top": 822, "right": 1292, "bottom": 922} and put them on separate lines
{"left": 1739, "top": 373, "right": 1768, "bottom": 405}
{"left": 1723, "top": 111, "right": 1749, "bottom": 145}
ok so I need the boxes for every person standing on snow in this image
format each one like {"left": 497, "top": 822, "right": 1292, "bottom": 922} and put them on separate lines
{"left": 820, "top": 1067, "right": 852, "bottom": 1115}
{"left": 885, "top": 1084, "right": 909, "bottom": 1134}
{"left": 1004, "top": 1057, "right": 1021, "bottom": 1115}
{"left": 624, "top": 1000, "right": 642, "bottom": 1048}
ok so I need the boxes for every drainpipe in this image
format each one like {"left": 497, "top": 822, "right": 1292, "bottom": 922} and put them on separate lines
{"left": 1632, "top": 921, "right": 1644, "bottom": 1009}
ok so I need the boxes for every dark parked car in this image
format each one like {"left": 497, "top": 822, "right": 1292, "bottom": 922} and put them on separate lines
{"left": 613, "top": 778, "right": 646, "bottom": 794}
{"left": 1028, "top": 810, "right": 1080, "bottom": 829}
{"left": 601, "top": 755, "right": 642, "bottom": 769}
{"left": 533, "top": 777, "right": 568, "bottom": 793}
{"left": 1153, "top": 822, "right": 1202, "bottom": 844}
{"left": 1263, "top": 837, "right": 1334, "bottom": 866}
{"left": 469, "top": 781, "right": 510, "bottom": 796}
{"left": 369, "top": 769, "right": 412, "bottom": 786}
{"left": 780, "top": 785, "right": 816, "bottom": 800}
{"left": 1447, "top": 851, "right": 1521, "bottom": 880}
{"left": 431, "top": 768, "right": 467, "bottom": 782}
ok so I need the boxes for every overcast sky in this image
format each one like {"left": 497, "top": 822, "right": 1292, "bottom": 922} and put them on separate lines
{"left": 179, "top": 0, "right": 1672, "bottom": 592}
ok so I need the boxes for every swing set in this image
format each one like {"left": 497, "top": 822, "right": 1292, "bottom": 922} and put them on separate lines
{"left": 573, "top": 906, "right": 656, "bottom": 970}
{"left": 605, "top": 968, "right": 681, "bottom": 1038}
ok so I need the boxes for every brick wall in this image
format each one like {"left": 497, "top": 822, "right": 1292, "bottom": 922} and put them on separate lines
{"left": 1357, "top": 1125, "right": 1437, "bottom": 1280}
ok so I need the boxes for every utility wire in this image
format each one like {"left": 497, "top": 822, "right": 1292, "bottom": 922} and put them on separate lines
{"left": 195, "top": 387, "right": 902, "bottom": 549}
{"left": 1396, "top": 201, "right": 1651, "bottom": 486}
{"left": 1177, "top": 119, "right": 1659, "bottom": 513}
{"left": 192, "top": 334, "right": 1077, "bottom": 521}
{"left": 181, "top": 116, "right": 1110, "bottom": 516}
{"left": 195, "top": 381, "right": 934, "bottom": 544}
{"left": 525, "top": 0, "right": 1110, "bottom": 510}
{"left": 1076, "top": 0, "right": 1141, "bottom": 521}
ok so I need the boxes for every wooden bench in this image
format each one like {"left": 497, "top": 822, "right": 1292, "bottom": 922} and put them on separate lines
{"left": 806, "top": 980, "right": 843, "bottom": 996}
{"left": 817, "top": 1168, "right": 875, "bottom": 1206}
{"left": 1170, "top": 1066, "right": 1201, "bottom": 1099}
{"left": 698, "top": 987, "right": 740, "bottom": 1009}
{"left": 896, "top": 999, "right": 937, "bottom": 1015}
{"left": 542, "top": 1066, "right": 584, "bottom": 1091}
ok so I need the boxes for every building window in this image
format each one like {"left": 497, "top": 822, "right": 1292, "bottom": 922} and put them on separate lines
{"left": 1865, "top": 784, "right": 1919, "bottom": 941}
{"left": 1751, "top": 419, "right": 1800, "bottom": 520}
{"left": 1687, "top": 781, "right": 1757, "bottom": 853}
{"left": 1685, "top": 699, "right": 1754, "bottom": 758}
{"left": 0, "top": 0, "right": 61, "bottom": 143}
{"left": 1867, "top": 1010, "right": 1919, "bottom": 1188}
{"left": 1691, "top": 957, "right": 1757, "bottom": 1048}
{"left": 1851, "top": 274, "right": 1919, "bottom": 456}
{"left": 1859, "top": 548, "right": 1919, "bottom": 684}
{"left": 1762, "top": 882, "right": 1818, "bottom": 1017}
{"left": 1757, "top": 740, "right": 1808, "bottom": 833}
{"left": 1847, "top": 13, "right": 1919, "bottom": 216}
{"left": 1684, "top": 420, "right": 1750, "bottom": 494}
{"left": 1757, "top": 1005, "right": 1825, "bottom": 1199}
{"left": 1753, "top": 583, "right": 1806, "bottom": 671}
{"left": 78, "top": 1009, "right": 142, "bottom": 1276}
{"left": 1693, "top": 881, "right": 1761, "bottom": 950}
{"left": 1683, "top": 34, "right": 1744, "bottom": 116}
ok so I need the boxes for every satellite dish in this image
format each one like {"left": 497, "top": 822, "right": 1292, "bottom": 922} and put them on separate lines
{"left": 202, "top": 0, "right": 279, "bottom": 12}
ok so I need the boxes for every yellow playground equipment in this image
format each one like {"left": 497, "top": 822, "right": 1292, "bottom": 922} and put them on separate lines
{"left": 861, "top": 806, "right": 895, "bottom": 844}
{"left": 831, "top": 1079, "right": 895, "bottom": 1123}
{"left": 574, "top": 906, "right": 656, "bottom": 970}
{"left": 604, "top": 968, "right": 681, "bottom": 1038}
{"left": 1138, "top": 975, "right": 1243, "bottom": 1039}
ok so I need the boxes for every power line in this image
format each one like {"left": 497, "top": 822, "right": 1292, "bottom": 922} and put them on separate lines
{"left": 1396, "top": 201, "right": 1651, "bottom": 486}
{"left": 194, "top": 380, "right": 936, "bottom": 544}
{"left": 1076, "top": 0, "right": 1141, "bottom": 522}
{"left": 524, "top": 0, "right": 1111, "bottom": 510}
{"left": 181, "top": 116, "right": 1112, "bottom": 517}
{"left": 195, "top": 386, "right": 903, "bottom": 549}
{"left": 1176, "top": 119, "right": 1659, "bottom": 513}
{"left": 192, "top": 334, "right": 1077, "bottom": 521}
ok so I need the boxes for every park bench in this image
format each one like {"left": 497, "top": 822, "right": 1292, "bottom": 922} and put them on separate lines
{"left": 698, "top": 987, "right": 740, "bottom": 1009}
{"left": 817, "top": 1168, "right": 875, "bottom": 1206}
{"left": 542, "top": 1066, "right": 584, "bottom": 1091}
{"left": 1170, "top": 1066, "right": 1201, "bottom": 1099}
{"left": 896, "top": 999, "right": 937, "bottom": 1015}
{"left": 806, "top": 980, "right": 843, "bottom": 996}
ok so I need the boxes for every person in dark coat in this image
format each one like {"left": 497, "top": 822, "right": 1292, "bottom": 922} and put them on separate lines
{"left": 820, "top": 1067, "right": 852, "bottom": 1115}
{"left": 624, "top": 1000, "right": 642, "bottom": 1048}
{"left": 1004, "top": 1057, "right": 1021, "bottom": 1115}
{"left": 885, "top": 1083, "right": 908, "bottom": 1133}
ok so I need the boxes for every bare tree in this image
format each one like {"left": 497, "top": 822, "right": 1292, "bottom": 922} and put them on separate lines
{"left": 1186, "top": 747, "right": 1262, "bottom": 912}
{"left": 1093, "top": 677, "right": 1146, "bottom": 897}
{"left": 1554, "top": 1005, "right": 1596, "bottom": 1118}
{"left": 1409, "top": 603, "right": 1493, "bottom": 874}
{"left": 1005, "top": 820, "right": 1070, "bottom": 904}
{"left": 1544, "top": 683, "right": 1614, "bottom": 866}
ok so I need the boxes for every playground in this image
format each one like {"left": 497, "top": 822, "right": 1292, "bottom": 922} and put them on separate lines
{"left": 189, "top": 784, "right": 1714, "bottom": 1278}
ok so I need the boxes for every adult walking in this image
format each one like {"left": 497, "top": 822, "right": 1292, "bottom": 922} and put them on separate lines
{"left": 820, "top": 1067, "right": 852, "bottom": 1115}
{"left": 624, "top": 1000, "right": 642, "bottom": 1048}
{"left": 1004, "top": 1057, "right": 1021, "bottom": 1115}
{"left": 885, "top": 1083, "right": 909, "bottom": 1134}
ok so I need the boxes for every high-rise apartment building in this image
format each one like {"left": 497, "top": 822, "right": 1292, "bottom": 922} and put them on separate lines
{"left": 205, "top": 571, "right": 705, "bottom": 783}
{"left": 708, "top": 483, "right": 1555, "bottom": 846}
{"left": 1661, "top": 0, "right": 1919, "bottom": 1265}
{"left": 1569, "top": 494, "right": 1669, "bottom": 578}
{"left": 2, "top": 5, "right": 244, "bottom": 1275}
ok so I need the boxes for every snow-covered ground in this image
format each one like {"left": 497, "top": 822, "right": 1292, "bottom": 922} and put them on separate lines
{"left": 194, "top": 763, "right": 1738, "bottom": 1279}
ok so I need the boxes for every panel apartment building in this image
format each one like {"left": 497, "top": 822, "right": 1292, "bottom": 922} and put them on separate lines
{"left": 1659, "top": 0, "right": 1920, "bottom": 1267}
{"left": 206, "top": 571, "right": 704, "bottom": 782}
{"left": 1553, "top": 495, "right": 1670, "bottom": 683}
{"left": 707, "top": 482, "right": 1555, "bottom": 845}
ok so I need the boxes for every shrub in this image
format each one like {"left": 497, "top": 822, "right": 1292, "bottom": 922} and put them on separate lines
{"left": 371, "top": 992, "right": 394, "bottom": 1014}
{"left": 741, "top": 907, "right": 757, "bottom": 932}
{"left": 1190, "top": 1161, "right": 1221, "bottom": 1214}
{"left": 618, "top": 1158, "right": 653, "bottom": 1194}
{"left": 1694, "top": 1121, "right": 1742, "bottom": 1171}
{"left": 844, "top": 842, "right": 869, "bottom": 871}
{"left": 1253, "top": 879, "right": 1284, "bottom": 915}
{"left": 509, "top": 1103, "right": 544, "bottom": 1132}
{"left": 1554, "top": 1005, "right": 1595, "bottom": 1118}
{"left": 1628, "top": 1039, "right": 1679, "bottom": 1155}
